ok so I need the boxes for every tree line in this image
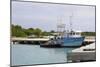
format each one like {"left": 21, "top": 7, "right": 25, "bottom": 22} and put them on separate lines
{"left": 81, "top": 32, "right": 95, "bottom": 36}
{"left": 11, "top": 24, "right": 95, "bottom": 37}
{"left": 11, "top": 24, "right": 54, "bottom": 37}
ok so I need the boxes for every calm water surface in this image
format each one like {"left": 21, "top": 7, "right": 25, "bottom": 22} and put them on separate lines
{"left": 11, "top": 44, "right": 75, "bottom": 66}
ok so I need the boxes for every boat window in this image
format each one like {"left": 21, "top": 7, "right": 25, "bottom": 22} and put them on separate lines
{"left": 76, "top": 33, "right": 80, "bottom": 35}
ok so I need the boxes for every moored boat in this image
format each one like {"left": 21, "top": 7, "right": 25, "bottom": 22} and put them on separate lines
{"left": 40, "top": 15, "right": 85, "bottom": 47}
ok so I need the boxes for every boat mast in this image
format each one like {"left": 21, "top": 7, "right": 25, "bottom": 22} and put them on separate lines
{"left": 57, "top": 17, "right": 66, "bottom": 36}
{"left": 69, "top": 13, "right": 73, "bottom": 32}
{"left": 70, "top": 16, "right": 72, "bottom": 32}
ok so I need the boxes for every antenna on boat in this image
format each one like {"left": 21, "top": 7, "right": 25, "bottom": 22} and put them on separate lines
{"left": 57, "top": 17, "right": 66, "bottom": 36}
{"left": 69, "top": 12, "right": 73, "bottom": 32}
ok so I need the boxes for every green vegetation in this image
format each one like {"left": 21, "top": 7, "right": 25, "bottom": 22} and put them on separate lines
{"left": 81, "top": 32, "right": 96, "bottom": 36}
{"left": 11, "top": 25, "right": 27, "bottom": 37}
{"left": 11, "top": 24, "right": 52, "bottom": 37}
{"left": 11, "top": 24, "right": 95, "bottom": 37}
{"left": 33, "top": 28, "right": 42, "bottom": 37}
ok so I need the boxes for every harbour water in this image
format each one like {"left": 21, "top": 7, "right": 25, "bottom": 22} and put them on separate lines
{"left": 11, "top": 44, "right": 75, "bottom": 66}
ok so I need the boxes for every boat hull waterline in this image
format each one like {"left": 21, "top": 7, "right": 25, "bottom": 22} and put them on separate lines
{"left": 40, "top": 37, "right": 85, "bottom": 47}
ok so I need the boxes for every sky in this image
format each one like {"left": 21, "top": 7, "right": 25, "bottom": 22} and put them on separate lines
{"left": 12, "top": 1, "right": 95, "bottom": 32}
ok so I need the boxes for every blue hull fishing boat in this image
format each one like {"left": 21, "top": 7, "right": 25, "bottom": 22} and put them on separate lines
{"left": 40, "top": 33, "right": 84, "bottom": 47}
{"left": 40, "top": 15, "right": 85, "bottom": 47}
{"left": 62, "top": 37, "right": 84, "bottom": 46}
{"left": 54, "top": 36, "right": 84, "bottom": 47}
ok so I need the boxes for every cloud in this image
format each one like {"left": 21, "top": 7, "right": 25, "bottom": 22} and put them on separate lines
{"left": 12, "top": 1, "right": 95, "bottom": 32}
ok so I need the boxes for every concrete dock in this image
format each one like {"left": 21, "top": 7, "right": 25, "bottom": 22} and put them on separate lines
{"left": 12, "top": 37, "right": 49, "bottom": 41}
{"left": 11, "top": 37, "right": 49, "bottom": 44}
{"left": 84, "top": 36, "right": 95, "bottom": 42}
{"left": 67, "top": 42, "right": 96, "bottom": 62}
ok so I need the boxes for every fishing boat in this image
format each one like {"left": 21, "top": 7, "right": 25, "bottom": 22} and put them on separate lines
{"left": 40, "top": 15, "right": 85, "bottom": 47}
{"left": 53, "top": 31, "right": 85, "bottom": 47}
